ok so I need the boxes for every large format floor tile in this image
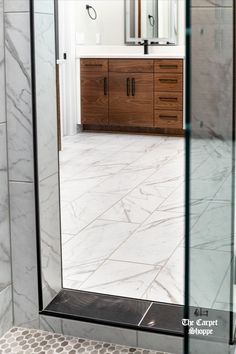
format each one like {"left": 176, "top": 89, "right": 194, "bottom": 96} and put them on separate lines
{"left": 60, "top": 132, "right": 185, "bottom": 303}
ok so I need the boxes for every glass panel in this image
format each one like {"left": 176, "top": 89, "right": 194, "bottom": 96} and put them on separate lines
{"left": 33, "top": 0, "right": 62, "bottom": 308}
{"left": 186, "top": 0, "right": 235, "bottom": 352}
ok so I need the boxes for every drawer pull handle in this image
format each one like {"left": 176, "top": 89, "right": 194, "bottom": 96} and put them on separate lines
{"left": 159, "top": 115, "right": 178, "bottom": 121}
{"left": 104, "top": 77, "right": 108, "bottom": 96}
{"left": 132, "top": 78, "right": 135, "bottom": 96}
{"left": 127, "top": 78, "right": 130, "bottom": 96}
{"left": 160, "top": 65, "right": 178, "bottom": 69}
{"left": 159, "top": 97, "right": 178, "bottom": 102}
{"left": 159, "top": 79, "right": 178, "bottom": 83}
{"left": 85, "top": 64, "right": 103, "bottom": 67}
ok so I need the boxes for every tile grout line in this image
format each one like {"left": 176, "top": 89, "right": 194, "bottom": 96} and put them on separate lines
{"left": 138, "top": 302, "right": 153, "bottom": 326}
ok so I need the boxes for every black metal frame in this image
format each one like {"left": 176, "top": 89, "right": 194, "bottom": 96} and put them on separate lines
{"left": 29, "top": 0, "right": 236, "bottom": 350}
{"left": 29, "top": 0, "right": 185, "bottom": 338}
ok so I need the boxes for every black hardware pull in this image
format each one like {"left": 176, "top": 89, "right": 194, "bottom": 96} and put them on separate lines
{"left": 132, "top": 78, "right": 135, "bottom": 96}
{"left": 160, "top": 115, "right": 178, "bottom": 121}
{"left": 159, "top": 97, "right": 178, "bottom": 102}
{"left": 104, "top": 77, "right": 108, "bottom": 96}
{"left": 127, "top": 78, "right": 130, "bottom": 96}
{"left": 85, "top": 64, "right": 103, "bottom": 67}
{"left": 159, "top": 78, "right": 178, "bottom": 83}
{"left": 160, "top": 65, "right": 178, "bottom": 69}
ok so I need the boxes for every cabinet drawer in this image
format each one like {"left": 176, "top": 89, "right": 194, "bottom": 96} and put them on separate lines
{"left": 154, "top": 59, "right": 183, "bottom": 73}
{"left": 155, "top": 110, "right": 183, "bottom": 129}
{"left": 81, "top": 59, "right": 108, "bottom": 72}
{"left": 155, "top": 73, "right": 183, "bottom": 92}
{"left": 109, "top": 59, "right": 153, "bottom": 73}
{"left": 155, "top": 92, "right": 183, "bottom": 110}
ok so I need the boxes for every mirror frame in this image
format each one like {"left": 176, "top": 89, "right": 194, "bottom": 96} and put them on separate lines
{"left": 124, "top": 0, "right": 178, "bottom": 45}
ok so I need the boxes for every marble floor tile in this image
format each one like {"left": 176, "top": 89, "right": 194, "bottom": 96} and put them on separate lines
{"left": 110, "top": 210, "right": 184, "bottom": 266}
{"left": 80, "top": 260, "right": 162, "bottom": 299}
{"left": 61, "top": 192, "right": 123, "bottom": 236}
{"left": 142, "top": 247, "right": 184, "bottom": 304}
{"left": 100, "top": 183, "right": 178, "bottom": 224}
{"left": 62, "top": 219, "right": 138, "bottom": 277}
{"left": 60, "top": 132, "right": 185, "bottom": 302}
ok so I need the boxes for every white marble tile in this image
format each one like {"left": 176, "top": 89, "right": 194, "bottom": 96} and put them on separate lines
{"left": 61, "top": 192, "right": 123, "bottom": 236}
{"left": 111, "top": 210, "right": 184, "bottom": 266}
{"left": 34, "top": 0, "right": 54, "bottom": 14}
{"left": 100, "top": 182, "right": 177, "bottom": 224}
{"left": 63, "top": 260, "right": 103, "bottom": 290}
{"left": 80, "top": 260, "right": 161, "bottom": 299}
{"left": 0, "top": 124, "right": 11, "bottom": 292}
{"left": 190, "top": 248, "right": 231, "bottom": 308}
{"left": 190, "top": 202, "right": 232, "bottom": 251}
{"left": 137, "top": 331, "right": 183, "bottom": 354}
{"left": 192, "top": 7, "right": 233, "bottom": 140}
{"left": 63, "top": 220, "right": 138, "bottom": 279}
{"left": 212, "top": 265, "right": 231, "bottom": 311}
{"left": 39, "top": 173, "right": 61, "bottom": 307}
{"left": 5, "top": 13, "right": 34, "bottom": 182}
{"left": 0, "top": 285, "right": 13, "bottom": 338}
{"left": 142, "top": 247, "right": 184, "bottom": 304}
{"left": 0, "top": 0, "right": 5, "bottom": 124}
{"left": 60, "top": 174, "right": 107, "bottom": 202}
{"left": 35, "top": 13, "right": 58, "bottom": 181}
{"left": 95, "top": 151, "right": 145, "bottom": 168}
{"left": 9, "top": 181, "right": 39, "bottom": 325}
{"left": 192, "top": 0, "right": 232, "bottom": 7}
{"left": 90, "top": 166, "right": 156, "bottom": 196}
{"left": 4, "top": 0, "right": 29, "bottom": 13}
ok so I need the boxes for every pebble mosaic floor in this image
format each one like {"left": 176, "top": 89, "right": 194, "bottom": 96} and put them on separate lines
{"left": 0, "top": 327, "right": 173, "bottom": 354}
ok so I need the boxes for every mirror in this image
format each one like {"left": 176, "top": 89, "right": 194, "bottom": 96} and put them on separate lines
{"left": 125, "top": 0, "right": 178, "bottom": 44}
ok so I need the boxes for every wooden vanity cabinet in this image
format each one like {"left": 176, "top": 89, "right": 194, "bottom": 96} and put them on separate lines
{"left": 80, "top": 58, "right": 184, "bottom": 133}
{"left": 80, "top": 59, "right": 108, "bottom": 125}
{"left": 109, "top": 60, "right": 153, "bottom": 127}
{"left": 154, "top": 59, "right": 183, "bottom": 129}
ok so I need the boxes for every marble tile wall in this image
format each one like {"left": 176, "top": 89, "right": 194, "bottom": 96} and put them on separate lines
{"left": 4, "top": 4, "right": 39, "bottom": 327}
{"left": 189, "top": 0, "right": 234, "bottom": 352}
{"left": 0, "top": 0, "right": 13, "bottom": 338}
{"left": 34, "top": 3, "right": 61, "bottom": 307}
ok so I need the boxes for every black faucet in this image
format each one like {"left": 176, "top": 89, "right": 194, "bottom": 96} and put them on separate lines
{"left": 140, "top": 40, "right": 149, "bottom": 55}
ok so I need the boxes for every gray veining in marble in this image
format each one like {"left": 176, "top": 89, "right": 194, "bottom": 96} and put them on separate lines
{"left": 35, "top": 12, "right": 58, "bottom": 182}
{"left": 61, "top": 133, "right": 185, "bottom": 304}
{"left": 0, "top": 124, "right": 11, "bottom": 292}
{"left": 0, "top": 0, "right": 5, "bottom": 124}
{"left": 0, "top": 286, "right": 13, "bottom": 338}
{"left": 33, "top": 6, "right": 61, "bottom": 308}
{"left": 9, "top": 181, "right": 38, "bottom": 326}
{"left": 5, "top": 12, "right": 33, "bottom": 182}
{"left": 39, "top": 173, "right": 61, "bottom": 307}
{"left": 0, "top": 0, "right": 13, "bottom": 338}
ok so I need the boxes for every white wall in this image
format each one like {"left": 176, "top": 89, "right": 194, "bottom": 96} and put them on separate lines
{"left": 75, "top": 0, "right": 125, "bottom": 45}
{"left": 74, "top": 0, "right": 185, "bottom": 46}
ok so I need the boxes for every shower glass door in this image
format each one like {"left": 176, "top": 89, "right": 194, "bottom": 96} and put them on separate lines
{"left": 186, "top": 0, "right": 235, "bottom": 352}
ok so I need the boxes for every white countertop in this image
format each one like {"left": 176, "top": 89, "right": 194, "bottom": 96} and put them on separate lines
{"left": 75, "top": 45, "right": 185, "bottom": 59}
{"left": 78, "top": 53, "right": 185, "bottom": 59}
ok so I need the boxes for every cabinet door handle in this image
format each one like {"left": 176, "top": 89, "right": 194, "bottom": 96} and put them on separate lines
{"left": 132, "top": 78, "right": 135, "bottom": 96}
{"left": 104, "top": 77, "right": 108, "bottom": 95}
{"left": 159, "top": 78, "right": 178, "bottom": 83}
{"left": 85, "top": 64, "right": 103, "bottom": 67}
{"left": 159, "top": 115, "right": 178, "bottom": 121}
{"left": 159, "top": 97, "right": 178, "bottom": 102}
{"left": 127, "top": 78, "right": 130, "bottom": 96}
{"left": 160, "top": 65, "right": 178, "bottom": 69}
